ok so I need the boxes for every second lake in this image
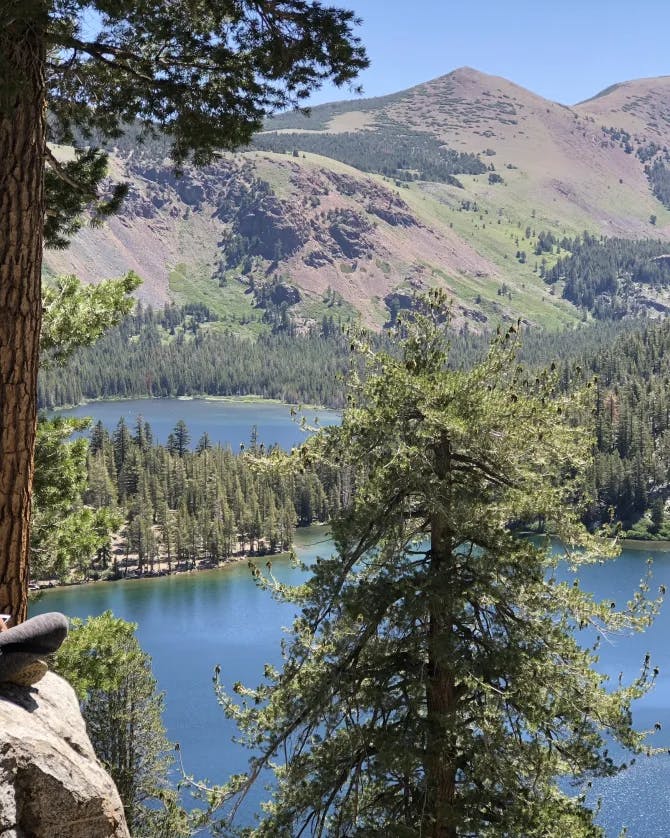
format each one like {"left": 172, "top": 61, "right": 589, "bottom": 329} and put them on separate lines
{"left": 51, "top": 396, "right": 340, "bottom": 450}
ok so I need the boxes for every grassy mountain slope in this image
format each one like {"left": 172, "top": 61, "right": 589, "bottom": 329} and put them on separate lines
{"left": 577, "top": 75, "right": 670, "bottom": 136}
{"left": 44, "top": 68, "right": 670, "bottom": 332}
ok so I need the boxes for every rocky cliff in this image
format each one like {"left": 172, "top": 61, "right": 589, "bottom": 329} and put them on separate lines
{"left": 44, "top": 69, "right": 670, "bottom": 331}
{"left": 0, "top": 672, "right": 129, "bottom": 838}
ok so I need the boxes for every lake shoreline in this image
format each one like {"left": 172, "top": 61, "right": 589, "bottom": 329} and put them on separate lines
{"left": 621, "top": 537, "right": 670, "bottom": 550}
{"left": 32, "top": 521, "right": 332, "bottom": 595}
{"left": 33, "top": 528, "right": 670, "bottom": 599}
{"left": 45, "top": 393, "right": 337, "bottom": 413}
{"left": 31, "top": 546, "right": 292, "bottom": 594}
{"left": 517, "top": 529, "right": 670, "bottom": 552}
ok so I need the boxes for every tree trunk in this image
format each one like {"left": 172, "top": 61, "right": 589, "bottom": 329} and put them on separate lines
{"left": 425, "top": 435, "right": 458, "bottom": 838}
{"left": 0, "top": 15, "right": 46, "bottom": 623}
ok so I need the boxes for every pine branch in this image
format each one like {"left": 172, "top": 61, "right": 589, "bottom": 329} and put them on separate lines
{"left": 44, "top": 146, "right": 97, "bottom": 200}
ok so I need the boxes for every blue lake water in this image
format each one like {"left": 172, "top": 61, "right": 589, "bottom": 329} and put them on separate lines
{"left": 32, "top": 526, "right": 329, "bottom": 829}
{"left": 32, "top": 533, "right": 670, "bottom": 836}
{"left": 52, "top": 397, "right": 340, "bottom": 450}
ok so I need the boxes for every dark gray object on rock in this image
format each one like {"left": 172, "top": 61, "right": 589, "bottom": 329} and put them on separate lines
{"left": 0, "top": 612, "right": 68, "bottom": 684}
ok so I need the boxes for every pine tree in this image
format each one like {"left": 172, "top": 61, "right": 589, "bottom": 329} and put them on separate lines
{"left": 112, "top": 417, "right": 132, "bottom": 476}
{"left": 168, "top": 420, "right": 191, "bottom": 458}
{"left": 196, "top": 431, "right": 213, "bottom": 454}
{"left": 31, "top": 416, "right": 120, "bottom": 581}
{"left": 215, "top": 292, "right": 658, "bottom": 837}
{"left": 53, "top": 611, "right": 190, "bottom": 837}
{"left": 85, "top": 450, "right": 117, "bottom": 508}
{"left": 0, "top": 0, "right": 367, "bottom": 623}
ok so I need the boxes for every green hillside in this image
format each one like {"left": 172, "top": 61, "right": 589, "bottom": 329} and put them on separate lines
{"left": 43, "top": 68, "right": 670, "bottom": 333}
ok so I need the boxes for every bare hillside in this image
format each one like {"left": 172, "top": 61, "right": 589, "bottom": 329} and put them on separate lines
{"left": 44, "top": 68, "right": 670, "bottom": 331}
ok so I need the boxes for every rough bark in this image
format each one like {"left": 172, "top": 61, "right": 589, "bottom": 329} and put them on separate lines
{"left": 425, "top": 434, "right": 458, "bottom": 838}
{"left": 0, "top": 14, "right": 47, "bottom": 623}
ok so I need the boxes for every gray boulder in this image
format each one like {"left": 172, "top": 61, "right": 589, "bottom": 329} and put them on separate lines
{"left": 0, "top": 672, "right": 129, "bottom": 838}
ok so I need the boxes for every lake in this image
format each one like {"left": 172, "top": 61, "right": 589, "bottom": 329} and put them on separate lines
{"left": 32, "top": 532, "right": 670, "bottom": 836}
{"left": 52, "top": 397, "right": 340, "bottom": 450}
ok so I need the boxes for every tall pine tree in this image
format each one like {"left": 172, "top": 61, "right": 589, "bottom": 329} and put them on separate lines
{"left": 215, "top": 292, "right": 658, "bottom": 837}
{"left": 0, "top": 0, "right": 367, "bottom": 621}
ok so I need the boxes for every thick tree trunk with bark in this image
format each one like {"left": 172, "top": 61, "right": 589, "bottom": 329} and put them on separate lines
{"left": 0, "top": 18, "right": 46, "bottom": 623}
{"left": 425, "top": 434, "right": 458, "bottom": 838}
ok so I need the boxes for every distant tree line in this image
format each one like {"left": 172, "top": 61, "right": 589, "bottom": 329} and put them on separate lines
{"left": 252, "top": 126, "right": 487, "bottom": 184}
{"left": 559, "top": 317, "right": 670, "bottom": 534}
{"left": 262, "top": 88, "right": 406, "bottom": 132}
{"left": 38, "top": 302, "right": 352, "bottom": 410}
{"left": 646, "top": 157, "right": 670, "bottom": 209}
{"left": 542, "top": 232, "right": 670, "bottom": 317}
{"left": 46, "top": 301, "right": 633, "bottom": 413}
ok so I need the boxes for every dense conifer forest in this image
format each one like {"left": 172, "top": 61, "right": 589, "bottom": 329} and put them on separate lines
{"left": 571, "top": 319, "right": 670, "bottom": 535}
{"left": 441, "top": 318, "right": 670, "bottom": 536}
{"left": 39, "top": 302, "right": 637, "bottom": 411}
{"left": 42, "top": 300, "right": 670, "bottom": 548}
{"left": 38, "top": 303, "right": 352, "bottom": 409}
{"left": 252, "top": 126, "right": 488, "bottom": 184}
{"left": 35, "top": 413, "right": 346, "bottom": 583}
{"left": 541, "top": 233, "right": 670, "bottom": 317}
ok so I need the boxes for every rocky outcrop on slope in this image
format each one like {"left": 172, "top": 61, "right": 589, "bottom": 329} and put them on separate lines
{"left": 325, "top": 208, "right": 373, "bottom": 258}
{"left": 236, "top": 190, "right": 311, "bottom": 259}
{"left": 0, "top": 672, "right": 129, "bottom": 838}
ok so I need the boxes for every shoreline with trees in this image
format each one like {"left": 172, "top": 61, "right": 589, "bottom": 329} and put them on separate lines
{"left": 31, "top": 527, "right": 320, "bottom": 592}
{"left": 31, "top": 412, "right": 342, "bottom": 589}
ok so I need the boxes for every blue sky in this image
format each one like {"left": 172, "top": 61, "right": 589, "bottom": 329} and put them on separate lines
{"left": 308, "top": 0, "right": 670, "bottom": 107}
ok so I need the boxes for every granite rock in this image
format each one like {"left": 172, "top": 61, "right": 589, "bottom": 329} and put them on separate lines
{"left": 0, "top": 672, "right": 129, "bottom": 838}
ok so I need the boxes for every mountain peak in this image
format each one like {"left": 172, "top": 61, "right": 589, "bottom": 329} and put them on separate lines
{"left": 576, "top": 74, "right": 670, "bottom": 138}
{"left": 419, "top": 65, "right": 522, "bottom": 91}
{"left": 46, "top": 66, "right": 670, "bottom": 332}
{"left": 405, "top": 65, "right": 559, "bottom": 110}
{"left": 579, "top": 74, "right": 670, "bottom": 105}
{"left": 447, "top": 66, "right": 489, "bottom": 81}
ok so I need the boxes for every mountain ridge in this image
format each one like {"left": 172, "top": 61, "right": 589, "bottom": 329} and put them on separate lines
{"left": 43, "top": 67, "right": 670, "bottom": 332}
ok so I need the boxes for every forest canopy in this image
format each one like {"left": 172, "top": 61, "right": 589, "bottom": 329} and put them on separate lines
{"left": 0, "top": 0, "right": 368, "bottom": 620}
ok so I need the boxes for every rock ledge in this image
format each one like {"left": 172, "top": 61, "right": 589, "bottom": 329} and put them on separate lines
{"left": 0, "top": 671, "right": 129, "bottom": 838}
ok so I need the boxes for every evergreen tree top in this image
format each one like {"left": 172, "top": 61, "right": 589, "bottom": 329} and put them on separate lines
{"left": 6, "top": 0, "right": 367, "bottom": 164}
{"left": 210, "top": 292, "right": 661, "bottom": 837}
